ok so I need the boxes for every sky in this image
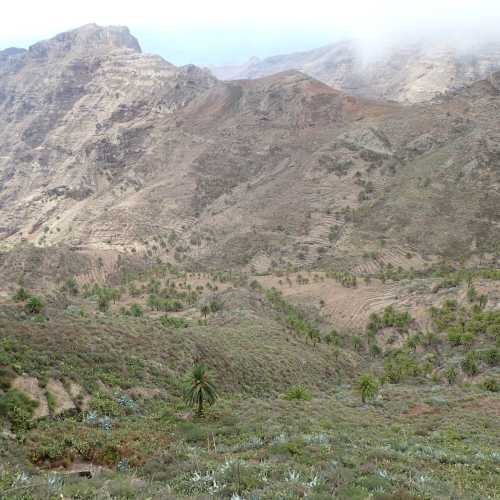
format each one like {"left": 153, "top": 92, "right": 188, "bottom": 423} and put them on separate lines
{"left": 1, "top": 0, "right": 500, "bottom": 65}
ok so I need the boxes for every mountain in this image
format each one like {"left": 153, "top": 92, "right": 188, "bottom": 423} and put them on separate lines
{"left": 1, "top": 25, "right": 500, "bottom": 280}
{"left": 1, "top": 26, "right": 500, "bottom": 499}
{"left": 211, "top": 39, "right": 500, "bottom": 103}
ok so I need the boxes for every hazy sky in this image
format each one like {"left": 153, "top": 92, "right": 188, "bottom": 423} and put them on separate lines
{"left": 1, "top": 0, "right": 500, "bottom": 65}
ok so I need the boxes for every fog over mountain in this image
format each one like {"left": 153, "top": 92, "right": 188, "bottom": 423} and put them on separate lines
{"left": 210, "top": 37, "right": 500, "bottom": 103}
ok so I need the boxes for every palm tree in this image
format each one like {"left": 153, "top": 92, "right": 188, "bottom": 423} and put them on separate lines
{"left": 183, "top": 364, "right": 218, "bottom": 417}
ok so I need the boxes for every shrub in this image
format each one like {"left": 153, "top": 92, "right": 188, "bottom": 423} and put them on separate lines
{"left": 357, "top": 373, "right": 379, "bottom": 403}
{"left": 406, "top": 334, "right": 421, "bottom": 351}
{"left": 461, "top": 332, "right": 475, "bottom": 349}
{"left": 0, "top": 389, "right": 38, "bottom": 432}
{"left": 369, "top": 342, "right": 382, "bottom": 357}
{"left": 283, "top": 385, "right": 312, "bottom": 401}
{"left": 383, "top": 351, "right": 419, "bottom": 383}
{"left": 324, "top": 330, "right": 342, "bottom": 346}
{"left": 24, "top": 296, "right": 44, "bottom": 315}
{"left": 352, "top": 335, "right": 363, "bottom": 351}
{"left": 209, "top": 299, "right": 223, "bottom": 313}
{"left": 0, "top": 366, "right": 16, "bottom": 391}
{"left": 483, "top": 348, "right": 499, "bottom": 366}
{"left": 89, "top": 392, "right": 124, "bottom": 417}
{"left": 461, "top": 352, "right": 479, "bottom": 376}
{"left": 447, "top": 329, "right": 463, "bottom": 347}
{"left": 482, "top": 378, "right": 499, "bottom": 392}
{"left": 129, "top": 303, "right": 144, "bottom": 317}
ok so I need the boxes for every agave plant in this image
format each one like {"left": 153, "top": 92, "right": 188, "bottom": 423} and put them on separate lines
{"left": 183, "top": 364, "right": 218, "bottom": 417}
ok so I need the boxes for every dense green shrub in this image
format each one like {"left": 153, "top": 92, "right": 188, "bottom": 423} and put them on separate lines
{"left": 129, "top": 303, "right": 144, "bottom": 317}
{"left": 0, "top": 389, "right": 38, "bottom": 432}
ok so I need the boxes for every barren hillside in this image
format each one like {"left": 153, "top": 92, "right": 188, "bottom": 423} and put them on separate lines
{"left": 1, "top": 26, "right": 500, "bottom": 278}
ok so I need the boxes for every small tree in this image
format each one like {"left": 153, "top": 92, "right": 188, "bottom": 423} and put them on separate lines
{"left": 97, "top": 294, "right": 110, "bottom": 312}
{"left": 183, "top": 364, "right": 218, "bottom": 417}
{"left": 478, "top": 294, "right": 488, "bottom": 309}
{"left": 200, "top": 304, "right": 210, "bottom": 319}
{"left": 129, "top": 303, "right": 143, "bottom": 317}
{"left": 467, "top": 286, "right": 477, "bottom": 303}
{"left": 357, "top": 373, "right": 379, "bottom": 403}
{"left": 445, "top": 366, "right": 457, "bottom": 385}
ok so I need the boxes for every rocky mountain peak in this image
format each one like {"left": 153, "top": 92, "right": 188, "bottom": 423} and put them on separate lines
{"left": 27, "top": 24, "right": 141, "bottom": 59}
{"left": 0, "top": 47, "right": 27, "bottom": 58}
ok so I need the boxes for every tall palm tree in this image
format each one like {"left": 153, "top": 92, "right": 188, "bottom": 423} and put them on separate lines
{"left": 183, "top": 364, "right": 218, "bottom": 417}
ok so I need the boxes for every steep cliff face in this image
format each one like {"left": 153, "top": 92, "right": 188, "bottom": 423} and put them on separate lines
{"left": 0, "top": 25, "right": 218, "bottom": 249}
{"left": 211, "top": 40, "right": 500, "bottom": 104}
{"left": 1, "top": 26, "right": 500, "bottom": 275}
